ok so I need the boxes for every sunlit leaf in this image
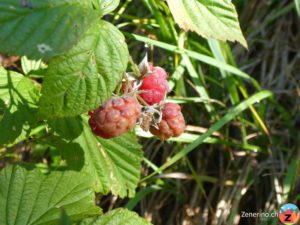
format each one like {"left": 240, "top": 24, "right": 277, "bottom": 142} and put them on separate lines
{"left": 166, "top": 0, "right": 247, "bottom": 47}
{"left": 39, "top": 20, "right": 129, "bottom": 118}
{"left": 0, "top": 165, "right": 101, "bottom": 225}
{"left": 78, "top": 208, "right": 152, "bottom": 225}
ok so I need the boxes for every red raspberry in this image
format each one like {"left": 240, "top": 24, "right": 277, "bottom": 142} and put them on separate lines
{"left": 138, "top": 65, "right": 170, "bottom": 105}
{"left": 148, "top": 63, "right": 168, "bottom": 79}
{"left": 150, "top": 103, "right": 185, "bottom": 140}
{"left": 88, "top": 96, "right": 141, "bottom": 139}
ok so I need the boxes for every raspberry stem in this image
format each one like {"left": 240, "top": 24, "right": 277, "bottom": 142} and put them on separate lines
{"left": 137, "top": 95, "right": 149, "bottom": 106}
{"left": 129, "top": 56, "right": 142, "bottom": 78}
{"left": 123, "top": 74, "right": 134, "bottom": 94}
{"left": 115, "top": 73, "right": 126, "bottom": 95}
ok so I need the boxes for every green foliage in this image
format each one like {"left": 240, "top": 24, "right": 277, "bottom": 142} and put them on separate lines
{"left": 0, "top": 0, "right": 99, "bottom": 59}
{"left": 0, "top": 165, "right": 102, "bottom": 225}
{"left": 92, "top": 0, "right": 120, "bottom": 15}
{"left": 21, "top": 56, "right": 46, "bottom": 75}
{"left": 166, "top": 0, "right": 248, "bottom": 47}
{"left": 0, "top": 67, "right": 23, "bottom": 105}
{"left": 59, "top": 210, "right": 72, "bottom": 225}
{"left": 0, "top": 0, "right": 150, "bottom": 223}
{"left": 39, "top": 20, "right": 128, "bottom": 118}
{"left": 79, "top": 208, "right": 152, "bottom": 225}
{"left": 49, "top": 117, "right": 143, "bottom": 198}
{"left": 97, "top": 132, "right": 144, "bottom": 197}
{"left": 0, "top": 67, "right": 40, "bottom": 147}
{"left": 295, "top": 0, "right": 300, "bottom": 16}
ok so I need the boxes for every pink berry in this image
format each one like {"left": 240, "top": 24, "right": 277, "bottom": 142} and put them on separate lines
{"left": 139, "top": 65, "right": 170, "bottom": 105}
{"left": 88, "top": 96, "right": 141, "bottom": 139}
{"left": 148, "top": 63, "right": 168, "bottom": 79}
{"left": 150, "top": 103, "right": 185, "bottom": 140}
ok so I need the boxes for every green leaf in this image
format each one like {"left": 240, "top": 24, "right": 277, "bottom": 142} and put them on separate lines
{"left": 79, "top": 208, "right": 152, "bottom": 225}
{"left": 0, "top": 0, "right": 99, "bottom": 59}
{"left": 59, "top": 209, "right": 72, "bottom": 225}
{"left": 21, "top": 56, "right": 47, "bottom": 75}
{"left": 0, "top": 164, "right": 102, "bottom": 225}
{"left": 39, "top": 20, "right": 129, "bottom": 118}
{"left": 49, "top": 117, "right": 143, "bottom": 198}
{"left": 295, "top": 0, "right": 300, "bottom": 16}
{"left": 0, "top": 67, "right": 23, "bottom": 102}
{"left": 0, "top": 67, "right": 40, "bottom": 147}
{"left": 166, "top": 0, "right": 248, "bottom": 48}
{"left": 96, "top": 132, "right": 144, "bottom": 197}
{"left": 92, "top": 0, "right": 120, "bottom": 15}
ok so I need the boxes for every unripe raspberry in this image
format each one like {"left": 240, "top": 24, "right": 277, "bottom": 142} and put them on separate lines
{"left": 150, "top": 103, "right": 185, "bottom": 140}
{"left": 139, "top": 65, "right": 170, "bottom": 105}
{"left": 88, "top": 96, "right": 141, "bottom": 139}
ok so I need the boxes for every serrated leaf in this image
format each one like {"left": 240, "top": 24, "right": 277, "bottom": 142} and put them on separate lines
{"left": 0, "top": 165, "right": 101, "bottom": 225}
{"left": 96, "top": 132, "right": 143, "bottom": 197}
{"left": 92, "top": 0, "right": 120, "bottom": 15}
{"left": 49, "top": 117, "right": 143, "bottom": 198}
{"left": 39, "top": 20, "right": 129, "bottom": 118}
{"left": 0, "top": 67, "right": 23, "bottom": 102}
{"left": 0, "top": 67, "right": 40, "bottom": 147}
{"left": 79, "top": 208, "right": 152, "bottom": 225}
{"left": 166, "top": 0, "right": 247, "bottom": 48}
{"left": 0, "top": 0, "right": 100, "bottom": 59}
{"left": 21, "top": 56, "right": 47, "bottom": 75}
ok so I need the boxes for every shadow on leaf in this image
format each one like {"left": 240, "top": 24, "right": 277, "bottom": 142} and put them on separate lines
{"left": 48, "top": 116, "right": 83, "bottom": 141}
{"left": 45, "top": 135, "right": 85, "bottom": 171}
{"left": 0, "top": 70, "right": 40, "bottom": 147}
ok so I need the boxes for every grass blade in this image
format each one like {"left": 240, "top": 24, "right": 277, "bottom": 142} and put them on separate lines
{"left": 125, "top": 32, "right": 260, "bottom": 89}
{"left": 142, "top": 90, "right": 273, "bottom": 181}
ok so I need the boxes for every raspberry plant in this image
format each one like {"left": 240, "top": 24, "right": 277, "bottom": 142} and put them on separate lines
{"left": 0, "top": 0, "right": 253, "bottom": 224}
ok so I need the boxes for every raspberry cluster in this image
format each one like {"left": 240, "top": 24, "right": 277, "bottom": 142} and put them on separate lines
{"left": 88, "top": 61, "right": 185, "bottom": 139}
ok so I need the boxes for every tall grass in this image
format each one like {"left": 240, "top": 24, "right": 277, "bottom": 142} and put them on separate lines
{"left": 103, "top": 0, "right": 300, "bottom": 224}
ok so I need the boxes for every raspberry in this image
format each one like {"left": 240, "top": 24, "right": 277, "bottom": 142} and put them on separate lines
{"left": 88, "top": 96, "right": 141, "bottom": 139}
{"left": 148, "top": 64, "right": 168, "bottom": 79}
{"left": 138, "top": 65, "right": 170, "bottom": 105}
{"left": 150, "top": 103, "right": 185, "bottom": 140}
